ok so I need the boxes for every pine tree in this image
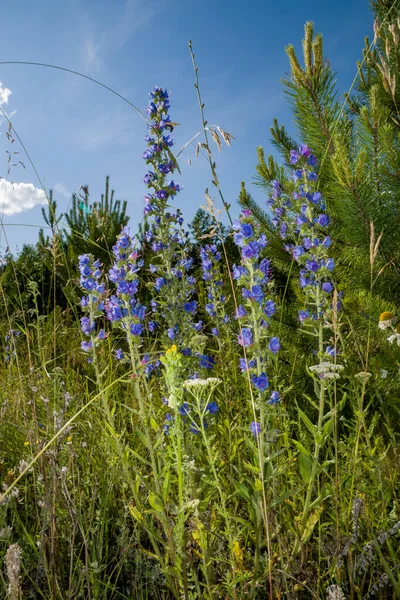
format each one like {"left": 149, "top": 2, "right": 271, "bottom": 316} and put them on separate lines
{"left": 63, "top": 176, "right": 129, "bottom": 269}
{"left": 240, "top": 3, "right": 400, "bottom": 306}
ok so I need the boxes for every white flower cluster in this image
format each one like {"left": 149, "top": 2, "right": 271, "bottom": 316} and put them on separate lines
{"left": 309, "top": 362, "right": 344, "bottom": 380}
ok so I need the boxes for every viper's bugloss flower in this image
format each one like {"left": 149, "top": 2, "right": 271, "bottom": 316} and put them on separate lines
{"left": 179, "top": 402, "right": 190, "bottom": 416}
{"left": 239, "top": 357, "right": 257, "bottom": 372}
{"left": 233, "top": 207, "right": 279, "bottom": 402}
{"left": 267, "top": 146, "right": 337, "bottom": 329}
{"left": 269, "top": 337, "right": 280, "bottom": 354}
{"left": 251, "top": 372, "right": 269, "bottom": 392}
{"left": 183, "top": 301, "right": 197, "bottom": 314}
{"left": 238, "top": 327, "right": 253, "bottom": 347}
{"left": 78, "top": 254, "right": 106, "bottom": 358}
{"left": 198, "top": 354, "right": 215, "bottom": 369}
{"left": 250, "top": 421, "right": 261, "bottom": 437}
{"left": 4, "top": 329, "right": 21, "bottom": 361}
{"left": 267, "top": 391, "right": 280, "bottom": 405}
{"left": 206, "top": 401, "right": 219, "bottom": 414}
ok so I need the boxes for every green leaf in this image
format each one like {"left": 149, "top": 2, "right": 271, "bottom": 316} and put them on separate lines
{"left": 233, "top": 480, "right": 252, "bottom": 502}
{"left": 301, "top": 506, "right": 323, "bottom": 543}
{"left": 292, "top": 440, "right": 313, "bottom": 483}
{"left": 148, "top": 492, "right": 164, "bottom": 513}
{"left": 298, "top": 452, "right": 313, "bottom": 484}
{"left": 292, "top": 439, "right": 311, "bottom": 459}
{"left": 297, "top": 407, "right": 317, "bottom": 436}
{"left": 162, "top": 470, "right": 171, "bottom": 503}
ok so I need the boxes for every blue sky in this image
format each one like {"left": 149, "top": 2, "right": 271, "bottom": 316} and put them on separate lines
{"left": 0, "top": 0, "right": 373, "bottom": 254}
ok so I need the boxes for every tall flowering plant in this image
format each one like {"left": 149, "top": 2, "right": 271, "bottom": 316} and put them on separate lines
{"left": 232, "top": 210, "right": 280, "bottom": 436}
{"left": 78, "top": 254, "right": 106, "bottom": 362}
{"left": 267, "top": 144, "right": 340, "bottom": 550}
{"left": 267, "top": 145, "right": 335, "bottom": 351}
{"left": 141, "top": 87, "right": 198, "bottom": 353}
{"left": 199, "top": 243, "right": 230, "bottom": 339}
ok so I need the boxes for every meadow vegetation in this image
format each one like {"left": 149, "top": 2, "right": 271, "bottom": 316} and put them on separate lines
{"left": 2, "top": 1, "right": 400, "bottom": 598}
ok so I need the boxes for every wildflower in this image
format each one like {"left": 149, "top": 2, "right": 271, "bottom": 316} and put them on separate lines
{"left": 326, "top": 585, "right": 346, "bottom": 600}
{"left": 379, "top": 311, "right": 394, "bottom": 329}
{"left": 387, "top": 332, "right": 400, "bottom": 345}
{"left": 184, "top": 377, "right": 221, "bottom": 390}
{"left": 238, "top": 327, "right": 253, "bottom": 347}
{"left": 251, "top": 372, "right": 269, "bottom": 391}
{"left": 206, "top": 401, "right": 219, "bottom": 414}
{"left": 198, "top": 354, "right": 215, "bottom": 369}
{"left": 380, "top": 369, "right": 388, "bottom": 379}
{"left": 354, "top": 371, "right": 372, "bottom": 382}
{"left": 269, "top": 337, "right": 280, "bottom": 354}
{"left": 267, "top": 391, "right": 280, "bottom": 405}
{"left": 250, "top": 421, "right": 261, "bottom": 437}
{"left": 179, "top": 402, "right": 190, "bottom": 416}
{"left": 239, "top": 357, "right": 256, "bottom": 372}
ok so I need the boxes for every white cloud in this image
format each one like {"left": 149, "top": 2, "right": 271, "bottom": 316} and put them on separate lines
{"left": 0, "top": 179, "right": 47, "bottom": 216}
{"left": 83, "top": 38, "right": 102, "bottom": 73}
{"left": 54, "top": 182, "right": 71, "bottom": 198}
{"left": 0, "top": 82, "right": 11, "bottom": 107}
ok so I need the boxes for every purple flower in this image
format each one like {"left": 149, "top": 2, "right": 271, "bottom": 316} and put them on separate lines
{"left": 251, "top": 372, "right": 269, "bottom": 391}
{"left": 242, "top": 285, "right": 264, "bottom": 304}
{"left": 322, "top": 281, "right": 333, "bottom": 293}
{"left": 269, "top": 337, "right": 280, "bottom": 354}
{"left": 250, "top": 421, "right": 261, "bottom": 437}
{"left": 241, "top": 244, "right": 255, "bottom": 260}
{"left": 130, "top": 323, "right": 144, "bottom": 336}
{"left": 183, "top": 301, "right": 197, "bottom": 314}
{"left": 293, "top": 246, "right": 305, "bottom": 261}
{"left": 240, "top": 223, "right": 254, "bottom": 238}
{"left": 267, "top": 391, "right": 280, "bottom": 405}
{"left": 299, "top": 310, "right": 309, "bottom": 323}
{"left": 207, "top": 401, "right": 219, "bottom": 414}
{"left": 232, "top": 265, "right": 247, "bottom": 280}
{"left": 81, "top": 340, "right": 93, "bottom": 352}
{"left": 239, "top": 357, "right": 256, "bottom": 372}
{"left": 325, "top": 258, "right": 335, "bottom": 271}
{"left": 264, "top": 300, "right": 276, "bottom": 318}
{"left": 80, "top": 317, "right": 95, "bottom": 335}
{"left": 236, "top": 304, "right": 247, "bottom": 318}
{"left": 238, "top": 327, "right": 253, "bottom": 347}
{"left": 179, "top": 402, "right": 190, "bottom": 416}
{"left": 317, "top": 214, "right": 329, "bottom": 227}
{"left": 115, "top": 348, "right": 124, "bottom": 360}
{"left": 299, "top": 144, "right": 311, "bottom": 157}
{"left": 290, "top": 149, "right": 300, "bottom": 164}
{"left": 198, "top": 354, "right": 215, "bottom": 369}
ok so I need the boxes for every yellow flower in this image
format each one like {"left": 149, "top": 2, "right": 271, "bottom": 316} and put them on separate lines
{"left": 233, "top": 541, "right": 244, "bottom": 567}
{"left": 379, "top": 311, "right": 394, "bottom": 329}
{"left": 166, "top": 344, "right": 178, "bottom": 355}
{"left": 24, "top": 441, "right": 30, "bottom": 446}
